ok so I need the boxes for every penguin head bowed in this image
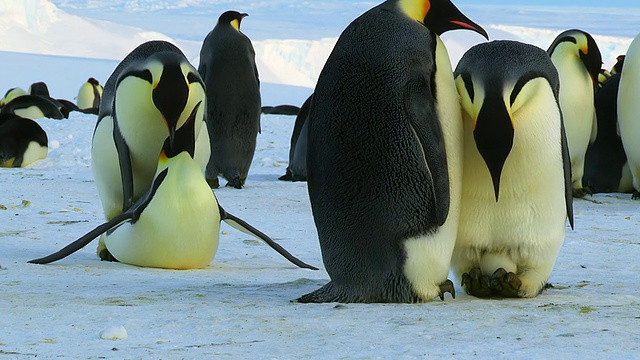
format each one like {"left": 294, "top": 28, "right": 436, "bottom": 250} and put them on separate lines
{"left": 398, "top": 0, "right": 488, "bottom": 39}
{"left": 548, "top": 29, "right": 602, "bottom": 85}
{"left": 218, "top": 10, "right": 248, "bottom": 31}
{"left": 115, "top": 51, "right": 206, "bottom": 149}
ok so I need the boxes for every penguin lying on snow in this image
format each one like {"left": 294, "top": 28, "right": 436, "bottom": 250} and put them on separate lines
{"left": 548, "top": 29, "right": 602, "bottom": 198}
{"left": 261, "top": 104, "right": 300, "bottom": 116}
{"left": 0, "top": 94, "right": 67, "bottom": 120}
{"left": 279, "top": 95, "right": 312, "bottom": 182}
{"left": 29, "top": 114, "right": 317, "bottom": 270}
{"left": 453, "top": 40, "right": 574, "bottom": 298}
{"left": 199, "top": 10, "right": 261, "bottom": 189}
{"left": 0, "top": 87, "right": 27, "bottom": 107}
{"left": 298, "top": 0, "right": 487, "bottom": 303}
{"left": 0, "top": 113, "right": 48, "bottom": 168}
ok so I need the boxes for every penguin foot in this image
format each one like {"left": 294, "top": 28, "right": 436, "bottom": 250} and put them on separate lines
{"left": 489, "top": 268, "right": 521, "bottom": 298}
{"left": 461, "top": 268, "right": 492, "bottom": 298}
{"left": 572, "top": 188, "right": 587, "bottom": 199}
{"left": 438, "top": 279, "right": 456, "bottom": 300}
{"left": 632, "top": 191, "right": 640, "bottom": 200}
{"left": 98, "top": 248, "right": 119, "bottom": 262}
{"left": 225, "top": 177, "right": 244, "bottom": 189}
{"left": 207, "top": 177, "right": 220, "bottom": 189}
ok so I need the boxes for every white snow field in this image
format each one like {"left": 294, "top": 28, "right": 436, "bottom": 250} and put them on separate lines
{"left": 1, "top": 0, "right": 640, "bottom": 358}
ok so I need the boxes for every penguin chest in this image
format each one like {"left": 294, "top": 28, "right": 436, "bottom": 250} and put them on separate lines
{"left": 105, "top": 169, "right": 220, "bottom": 269}
{"left": 557, "top": 63, "right": 595, "bottom": 154}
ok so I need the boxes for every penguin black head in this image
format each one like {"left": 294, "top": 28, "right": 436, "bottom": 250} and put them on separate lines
{"left": 88, "top": 77, "right": 100, "bottom": 86}
{"left": 115, "top": 51, "right": 206, "bottom": 148}
{"left": 398, "top": 0, "right": 488, "bottom": 39}
{"left": 548, "top": 29, "right": 602, "bottom": 86}
{"left": 456, "top": 40, "right": 561, "bottom": 201}
{"left": 217, "top": 10, "right": 248, "bottom": 31}
{"left": 612, "top": 54, "right": 625, "bottom": 74}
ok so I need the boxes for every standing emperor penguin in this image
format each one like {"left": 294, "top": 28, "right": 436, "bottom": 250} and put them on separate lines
{"left": 618, "top": 33, "right": 640, "bottom": 199}
{"left": 92, "top": 40, "right": 210, "bottom": 260}
{"left": 453, "top": 40, "right": 574, "bottom": 298}
{"left": 198, "top": 10, "right": 261, "bottom": 189}
{"left": 297, "top": 0, "right": 488, "bottom": 303}
{"left": 76, "top": 77, "right": 103, "bottom": 114}
{"left": 548, "top": 29, "right": 602, "bottom": 198}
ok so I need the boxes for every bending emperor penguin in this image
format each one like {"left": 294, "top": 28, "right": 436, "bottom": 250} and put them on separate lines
{"left": 618, "top": 33, "right": 640, "bottom": 199}
{"left": 76, "top": 77, "right": 103, "bottom": 114}
{"left": 92, "top": 40, "right": 210, "bottom": 260}
{"left": 297, "top": 0, "right": 488, "bottom": 303}
{"left": 548, "top": 29, "right": 602, "bottom": 198}
{"left": 453, "top": 40, "right": 574, "bottom": 298}
{"left": 0, "top": 114, "right": 48, "bottom": 167}
{"left": 198, "top": 10, "right": 261, "bottom": 189}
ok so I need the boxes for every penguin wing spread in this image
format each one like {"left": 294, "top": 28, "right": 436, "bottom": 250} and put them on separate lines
{"left": 404, "top": 80, "right": 450, "bottom": 226}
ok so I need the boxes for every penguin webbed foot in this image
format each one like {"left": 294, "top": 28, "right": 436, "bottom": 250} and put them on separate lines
{"left": 489, "top": 268, "right": 521, "bottom": 298}
{"left": 572, "top": 188, "right": 587, "bottom": 199}
{"left": 438, "top": 279, "right": 456, "bottom": 300}
{"left": 632, "top": 191, "right": 640, "bottom": 200}
{"left": 225, "top": 176, "right": 244, "bottom": 189}
{"left": 206, "top": 177, "right": 220, "bottom": 189}
{"left": 461, "top": 268, "right": 492, "bottom": 298}
{"left": 99, "top": 248, "right": 119, "bottom": 262}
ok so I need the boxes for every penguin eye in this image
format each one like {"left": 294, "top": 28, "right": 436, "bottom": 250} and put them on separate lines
{"left": 461, "top": 73, "right": 474, "bottom": 102}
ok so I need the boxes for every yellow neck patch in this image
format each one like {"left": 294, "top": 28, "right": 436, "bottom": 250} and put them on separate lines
{"left": 231, "top": 19, "right": 240, "bottom": 31}
{"left": 398, "top": 0, "right": 430, "bottom": 23}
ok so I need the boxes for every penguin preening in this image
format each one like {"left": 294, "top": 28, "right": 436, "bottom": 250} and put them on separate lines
{"left": 0, "top": 113, "right": 48, "bottom": 168}
{"left": 91, "top": 40, "right": 211, "bottom": 260}
{"left": 29, "top": 116, "right": 317, "bottom": 270}
{"left": 198, "top": 10, "right": 261, "bottom": 189}
{"left": 279, "top": 94, "right": 312, "bottom": 182}
{"left": 548, "top": 29, "right": 602, "bottom": 198}
{"left": 584, "top": 73, "right": 633, "bottom": 194}
{"left": 298, "top": 0, "right": 487, "bottom": 303}
{"left": 617, "top": 33, "right": 640, "bottom": 199}
{"left": 76, "top": 77, "right": 103, "bottom": 115}
{"left": 453, "top": 40, "right": 573, "bottom": 298}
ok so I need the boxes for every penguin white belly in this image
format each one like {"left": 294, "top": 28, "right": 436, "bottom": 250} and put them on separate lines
{"left": 403, "top": 37, "right": 463, "bottom": 300}
{"left": 14, "top": 106, "right": 46, "bottom": 120}
{"left": 21, "top": 141, "right": 48, "bottom": 167}
{"left": 91, "top": 116, "right": 124, "bottom": 220}
{"left": 557, "top": 64, "right": 594, "bottom": 188}
{"left": 618, "top": 37, "right": 640, "bottom": 191}
{"left": 105, "top": 153, "right": 220, "bottom": 269}
{"left": 455, "top": 93, "right": 567, "bottom": 298}
{"left": 194, "top": 120, "right": 211, "bottom": 174}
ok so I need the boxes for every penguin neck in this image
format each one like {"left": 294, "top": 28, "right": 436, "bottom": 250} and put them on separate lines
{"left": 397, "top": 0, "right": 430, "bottom": 23}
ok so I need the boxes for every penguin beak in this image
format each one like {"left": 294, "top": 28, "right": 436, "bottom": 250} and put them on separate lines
{"left": 425, "top": 0, "right": 489, "bottom": 39}
{"left": 473, "top": 95, "right": 514, "bottom": 202}
{"left": 152, "top": 64, "right": 189, "bottom": 153}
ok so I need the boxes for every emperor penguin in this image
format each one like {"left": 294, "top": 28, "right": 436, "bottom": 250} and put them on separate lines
{"left": 91, "top": 40, "right": 211, "bottom": 260}
{"left": 76, "top": 77, "right": 103, "bottom": 114}
{"left": 198, "top": 10, "right": 261, "bottom": 189}
{"left": 0, "top": 87, "right": 27, "bottom": 107}
{"left": 0, "top": 94, "right": 66, "bottom": 120}
{"left": 611, "top": 55, "right": 625, "bottom": 75}
{"left": 29, "top": 115, "right": 317, "bottom": 270}
{"left": 297, "top": 0, "right": 488, "bottom": 303}
{"left": 279, "top": 94, "right": 312, "bottom": 182}
{"left": 28, "top": 82, "right": 50, "bottom": 97}
{"left": 548, "top": 29, "right": 602, "bottom": 198}
{"left": 618, "top": 33, "right": 640, "bottom": 199}
{"left": 0, "top": 113, "right": 48, "bottom": 167}
{"left": 453, "top": 40, "right": 574, "bottom": 298}
{"left": 584, "top": 73, "right": 633, "bottom": 194}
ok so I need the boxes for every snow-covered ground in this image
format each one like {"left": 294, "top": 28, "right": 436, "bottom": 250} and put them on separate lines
{"left": 2, "top": 0, "right": 640, "bottom": 358}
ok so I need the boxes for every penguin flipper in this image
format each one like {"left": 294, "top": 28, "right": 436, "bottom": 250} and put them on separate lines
{"left": 560, "top": 116, "right": 575, "bottom": 229}
{"left": 217, "top": 204, "right": 318, "bottom": 270}
{"left": 113, "top": 117, "right": 134, "bottom": 212}
{"left": 27, "top": 211, "right": 132, "bottom": 264}
{"left": 405, "top": 80, "right": 450, "bottom": 226}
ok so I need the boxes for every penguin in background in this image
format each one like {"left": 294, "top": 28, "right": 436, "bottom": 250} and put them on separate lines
{"left": 0, "top": 94, "right": 66, "bottom": 120}
{"left": 28, "top": 82, "right": 50, "bottom": 97}
{"left": 0, "top": 113, "right": 48, "bottom": 168}
{"left": 584, "top": 73, "right": 633, "bottom": 194}
{"left": 279, "top": 94, "right": 312, "bottom": 182}
{"left": 91, "top": 40, "right": 211, "bottom": 260}
{"left": 198, "top": 10, "right": 261, "bottom": 189}
{"left": 611, "top": 55, "right": 625, "bottom": 75}
{"left": 261, "top": 104, "right": 300, "bottom": 116}
{"left": 298, "top": 0, "right": 488, "bottom": 303}
{"left": 548, "top": 29, "right": 602, "bottom": 198}
{"left": 29, "top": 114, "right": 317, "bottom": 270}
{"left": 76, "top": 77, "right": 103, "bottom": 115}
{"left": 618, "top": 33, "right": 640, "bottom": 199}
{"left": 453, "top": 40, "right": 573, "bottom": 298}
{"left": 0, "top": 87, "right": 27, "bottom": 107}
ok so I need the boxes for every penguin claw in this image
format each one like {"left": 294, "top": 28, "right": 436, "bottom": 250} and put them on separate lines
{"left": 461, "top": 268, "right": 492, "bottom": 298}
{"left": 206, "top": 177, "right": 220, "bottom": 189}
{"left": 632, "top": 191, "right": 640, "bottom": 200}
{"left": 438, "top": 279, "right": 455, "bottom": 300}
{"left": 572, "top": 188, "right": 587, "bottom": 199}
{"left": 225, "top": 177, "right": 244, "bottom": 189}
{"left": 489, "top": 268, "right": 521, "bottom": 298}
